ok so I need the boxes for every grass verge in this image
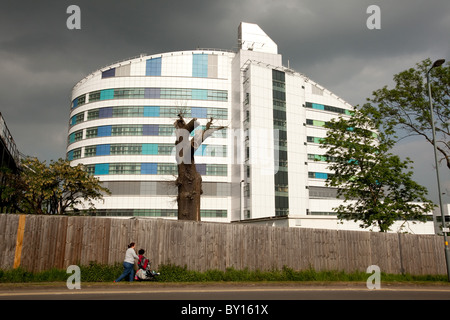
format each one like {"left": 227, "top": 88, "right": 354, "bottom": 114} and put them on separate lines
{"left": 0, "top": 262, "right": 447, "bottom": 284}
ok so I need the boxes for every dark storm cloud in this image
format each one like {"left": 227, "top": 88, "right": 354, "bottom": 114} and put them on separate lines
{"left": 0, "top": 0, "right": 448, "bottom": 202}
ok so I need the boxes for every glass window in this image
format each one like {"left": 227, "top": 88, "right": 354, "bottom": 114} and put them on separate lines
{"left": 141, "top": 163, "right": 157, "bottom": 174}
{"left": 86, "top": 128, "right": 98, "bottom": 138}
{"left": 142, "top": 124, "right": 158, "bottom": 136}
{"left": 89, "top": 91, "right": 101, "bottom": 102}
{"left": 143, "top": 106, "right": 160, "bottom": 117}
{"left": 158, "top": 144, "right": 174, "bottom": 155}
{"left": 191, "top": 107, "right": 207, "bottom": 118}
{"left": 113, "top": 106, "right": 144, "bottom": 118}
{"left": 193, "top": 54, "right": 208, "bottom": 78}
{"left": 109, "top": 163, "right": 141, "bottom": 175}
{"left": 87, "top": 109, "right": 99, "bottom": 120}
{"left": 96, "top": 144, "right": 111, "bottom": 156}
{"left": 97, "top": 126, "right": 112, "bottom": 137}
{"left": 84, "top": 146, "right": 96, "bottom": 157}
{"left": 142, "top": 144, "right": 158, "bottom": 155}
{"left": 102, "top": 68, "right": 115, "bottom": 78}
{"left": 95, "top": 163, "right": 109, "bottom": 175}
{"left": 110, "top": 144, "right": 141, "bottom": 155}
{"left": 111, "top": 125, "right": 143, "bottom": 136}
{"left": 157, "top": 163, "right": 177, "bottom": 175}
{"left": 146, "top": 58, "right": 162, "bottom": 76}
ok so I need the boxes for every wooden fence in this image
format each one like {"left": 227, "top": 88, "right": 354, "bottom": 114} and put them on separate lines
{"left": 0, "top": 214, "right": 447, "bottom": 275}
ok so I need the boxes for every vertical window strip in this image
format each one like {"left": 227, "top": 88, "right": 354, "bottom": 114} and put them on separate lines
{"left": 146, "top": 57, "right": 162, "bottom": 76}
{"left": 193, "top": 54, "right": 208, "bottom": 78}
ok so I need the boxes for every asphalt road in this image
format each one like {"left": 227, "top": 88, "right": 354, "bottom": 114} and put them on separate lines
{"left": 1, "top": 282, "right": 449, "bottom": 318}
{"left": 1, "top": 281, "right": 450, "bottom": 300}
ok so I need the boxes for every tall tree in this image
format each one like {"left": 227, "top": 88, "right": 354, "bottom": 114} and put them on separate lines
{"left": 320, "top": 106, "right": 435, "bottom": 232}
{"left": 364, "top": 58, "right": 449, "bottom": 169}
{"left": 174, "top": 115, "right": 225, "bottom": 221}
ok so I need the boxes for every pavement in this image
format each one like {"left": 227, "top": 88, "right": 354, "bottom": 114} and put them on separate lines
{"left": 1, "top": 280, "right": 450, "bottom": 297}
{"left": 2, "top": 282, "right": 450, "bottom": 318}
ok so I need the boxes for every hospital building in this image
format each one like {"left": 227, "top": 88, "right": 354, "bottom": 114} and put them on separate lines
{"left": 67, "top": 22, "right": 434, "bottom": 233}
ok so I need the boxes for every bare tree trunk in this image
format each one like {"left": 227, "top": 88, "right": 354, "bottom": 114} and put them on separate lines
{"left": 174, "top": 114, "right": 225, "bottom": 221}
{"left": 176, "top": 162, "right": 202, "bottom": 221}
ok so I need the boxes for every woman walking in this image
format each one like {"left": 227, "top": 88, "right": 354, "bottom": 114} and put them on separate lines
{"left": 114, "top": 242, "right": 139, "bottom": 282}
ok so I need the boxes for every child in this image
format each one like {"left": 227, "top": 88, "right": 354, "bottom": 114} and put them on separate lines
{"left": 136, "top": 249, "right": 160, "bottom": 280}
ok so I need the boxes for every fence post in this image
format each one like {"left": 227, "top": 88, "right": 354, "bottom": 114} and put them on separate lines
{"left": 13, "top": 214, "right": 26, "bottom": 268}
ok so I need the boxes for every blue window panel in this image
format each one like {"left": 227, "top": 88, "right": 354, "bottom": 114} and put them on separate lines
{"left": 195, "top": 164, "right": 207, "bottom": 175}
{"left": 312, "top": 103, "right": 325, "bottom": 110}
{"left": 95, "top": 164, "right": 109, "bottom": 175}
{"left": 145, "top": 88, "right": 161, "bottom": 99}
{"left": 67, "top": 150, "right": 74, "bottom": 161}
{"left": 193, "top": 54, "right": 208, "bottom": 77}
{"left": 102, "top": 68, "right": 116, "bottom": 78}
{"left": 142, "top": 144, "right": 158, "bottom": 155}
{"left": 194, "top": 144, "right": 206, "bottom": 156}
{"left": 72, "top": 98, "right": 78, "bottom": 109}
{"left": 100, "top": 89, "right": 114, "bottom": 100}
{"left": 143, "top": 124, "right": 159, "bottom": 136}
{"left": 70, "top": 116, "right": 77, "bottom": 126}
{"left": 191, "top": 107, "right": 207, "bottom": 118}
{"left": 191, "top": 89, "right": 208, "bottom": 100}
{"left": 146, "top": 58, "right": 162, "bottom": 76}
{"left": 68, "top": 133, "right": 75, "bottom": 144}
{"left": 96, "top": 144, "right": 111, "bottom": 156}
{"left": 315, "top": 172, "right": 328, "bottom": 179}
{"left": 97, "top": 125, "right": 112, "bottom": 137}
{"left": 141, "top": 163, "right": 157, "bottom": 174}
{"left": 98, "top": 107, "right": 113, "bottom": 119}
{"left": 143, "top": 106, "right": 160, "bottom": 117}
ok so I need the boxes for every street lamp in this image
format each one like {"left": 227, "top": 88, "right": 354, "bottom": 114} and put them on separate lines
{"left": 427, "top": 58, "right": 450, "bottom": 281}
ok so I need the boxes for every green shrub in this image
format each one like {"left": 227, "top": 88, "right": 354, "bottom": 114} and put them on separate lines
{"left": 0, "top": 263, "right": 447, "bottom": 283}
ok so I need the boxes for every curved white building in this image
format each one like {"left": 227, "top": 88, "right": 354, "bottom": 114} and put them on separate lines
{"left": 67, "top": 22, "right": 434, "bottom": 233}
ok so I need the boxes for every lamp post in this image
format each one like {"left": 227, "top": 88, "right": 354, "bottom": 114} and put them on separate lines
{"left": 427, "top": 58, "right": 450, "bottom": 281}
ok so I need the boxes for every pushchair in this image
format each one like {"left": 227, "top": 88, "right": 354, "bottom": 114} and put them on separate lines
{"left": 135, "top": 249, "right": 159, "bottom": 281}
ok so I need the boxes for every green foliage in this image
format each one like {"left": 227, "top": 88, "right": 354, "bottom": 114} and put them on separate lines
{"left": 80, "top": 262, "right": 123, "bottom": 282}
{"left": 0, "top": 166, "right": 22, "bottom": 213}
{"left": 320, "top": 106, "right": 435, "bottom": 232}
{"left": 0, "top": 263, "right": 447, "bottom": 283}
{"left": 365, "top": 58, "right": 450, "bottom": 169}
{"left": 5, "top": 157, "right": 110, "bottom": 215}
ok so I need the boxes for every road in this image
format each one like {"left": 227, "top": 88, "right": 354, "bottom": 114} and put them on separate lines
{"left": 1, "top": 282, "right": 449, "bottom": 317}
{"left": 1, "top": 282, "right": 450, "bottom": 299}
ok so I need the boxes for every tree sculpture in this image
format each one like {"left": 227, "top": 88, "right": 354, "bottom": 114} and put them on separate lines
{"left": 174, "top": 114, "right": 225, "bottom": 221}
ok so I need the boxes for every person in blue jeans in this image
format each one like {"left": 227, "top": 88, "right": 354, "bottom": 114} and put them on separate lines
{"left": 114, "top": 242, "right": 139, "bottom": 282}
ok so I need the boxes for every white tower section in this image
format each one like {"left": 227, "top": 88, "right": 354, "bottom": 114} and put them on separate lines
{"left": 238, "top": 22, "right": 278, "bottom": 54}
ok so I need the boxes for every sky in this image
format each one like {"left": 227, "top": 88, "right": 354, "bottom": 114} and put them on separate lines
{"left": 0, "top": 0, "right": 449, "bottom": 204}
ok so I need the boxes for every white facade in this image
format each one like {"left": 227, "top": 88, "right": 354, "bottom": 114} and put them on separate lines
{"left": 434, "top": 204, "right": 450, "bottom": 235}
{"left": 67, "top": 22, "right": 435, "bottom": 234}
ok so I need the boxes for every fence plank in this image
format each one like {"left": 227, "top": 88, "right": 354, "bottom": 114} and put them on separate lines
{"left": 0, "top": 214, "right": 447, "bottom": 275}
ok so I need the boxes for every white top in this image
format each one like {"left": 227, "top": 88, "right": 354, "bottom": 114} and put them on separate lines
{"left": 124, "top": 247, "right": 139, "bottom": 264}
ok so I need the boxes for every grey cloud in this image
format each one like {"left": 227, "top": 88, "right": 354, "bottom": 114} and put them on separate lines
{"left": 0, "top": 0, "right": 448, "bottom": 202}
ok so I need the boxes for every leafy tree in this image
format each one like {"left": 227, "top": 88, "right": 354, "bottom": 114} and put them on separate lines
{"left": 0, "top": 167, "right": 22, "bottom": 213}
{"left": 18, "top": 157, "right": 110, "bottom": 214}
{"left": 320, "top": 106, "right": 435, "bottom": 232}
{"left": 364, "top": 58, "right": 449, "bottom": 169}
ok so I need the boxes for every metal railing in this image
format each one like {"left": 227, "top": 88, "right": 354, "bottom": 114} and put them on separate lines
{"left": 0, "top": 112, "right": 20, "bottom": 166}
